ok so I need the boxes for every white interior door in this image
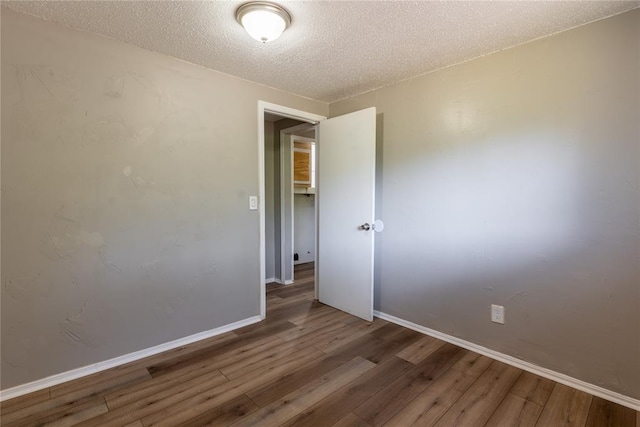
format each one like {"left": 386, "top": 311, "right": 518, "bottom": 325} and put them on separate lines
{"left": 318, "top": 107, "right": 376, "bottom": 321}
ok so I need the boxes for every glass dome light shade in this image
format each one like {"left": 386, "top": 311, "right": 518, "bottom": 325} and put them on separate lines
{"left": 236, "top": 2, "right": 291, "bottom": 43}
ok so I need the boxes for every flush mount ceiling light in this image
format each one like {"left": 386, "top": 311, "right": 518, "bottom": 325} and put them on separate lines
{"left": 236, "top": 2, "right": 291, "bottom": 43}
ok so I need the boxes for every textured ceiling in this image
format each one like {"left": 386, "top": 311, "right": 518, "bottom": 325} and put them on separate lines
{"left": 3, "top": 1, "right": 639, "bottom": 103}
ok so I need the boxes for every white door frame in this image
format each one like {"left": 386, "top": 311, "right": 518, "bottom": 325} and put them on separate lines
{"left": 258, "top": 101, "right": 326, "bottom": 319}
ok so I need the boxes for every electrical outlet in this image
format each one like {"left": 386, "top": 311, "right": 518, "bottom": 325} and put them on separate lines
{"left": 491, "top": 304, "right": 505, "bottom": 324}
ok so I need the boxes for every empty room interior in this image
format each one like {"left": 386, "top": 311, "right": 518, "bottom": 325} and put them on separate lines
{"left": 1, "top": 1, "right": 639, "bottom": 426}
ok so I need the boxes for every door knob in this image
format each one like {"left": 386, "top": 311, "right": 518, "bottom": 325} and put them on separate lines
{"left": 360, "top": 220, "right": 384, "bottom": 232}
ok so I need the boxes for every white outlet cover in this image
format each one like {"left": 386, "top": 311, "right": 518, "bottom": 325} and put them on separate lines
{"left": 491, "top": 304, "right": 505, "bottom": 324}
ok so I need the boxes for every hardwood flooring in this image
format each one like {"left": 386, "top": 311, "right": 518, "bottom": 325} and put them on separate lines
{"left": 1, "top": 262, "right": 638, "bottom": 426}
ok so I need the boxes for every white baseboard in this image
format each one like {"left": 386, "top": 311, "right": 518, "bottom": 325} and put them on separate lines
{"left": 0, "top": 315, "right": 262, "bottom": 402}
{"left": 374, "top": 310, "right": 640, "bottom": 412}
{"left": 265, "top": 279, "right": 293, "bottom": 286}
{"left": 265, "top": 277, "right": 276, "bottom": 283}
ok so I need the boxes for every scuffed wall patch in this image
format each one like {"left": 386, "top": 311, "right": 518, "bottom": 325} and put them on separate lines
{"left": 131, "top": 127, "right": 155, "bottom": 146}
{"left": 43, "top": 212, "right": 105, "bottom": 259}
{"left": 78, "top": 231, "right": 105, "bottom": 248}
{"left": 58, "top": 301, "right": 95, "bottom": 347}
{"left": 43, "top": 216, "right": 81, "bottom": 260}
{"left": 15, "top": 65, "right": 81, "bottom": 103}
{"left": 99, "top": 250, "right": 124, "bottom": 274}
{"left": 104, "top": 74, "right": 125, "bottom": 98}
{"left": 4, "top": 274, "right": 49, "bottom": 302}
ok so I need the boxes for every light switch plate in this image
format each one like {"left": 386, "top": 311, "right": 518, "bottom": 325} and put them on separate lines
{"left": 249, "top": 196, "right": 258, "bottom": 210}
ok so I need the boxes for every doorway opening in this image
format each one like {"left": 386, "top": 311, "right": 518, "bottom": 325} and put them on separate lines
{"left": 292, "top": 134, "right": 316, "bottom": 269}
{"left": 258, "top": 102, "right": 326, "bottom": 319}
{"left": 267, "top": 123, "right": 317, "bottom": 320}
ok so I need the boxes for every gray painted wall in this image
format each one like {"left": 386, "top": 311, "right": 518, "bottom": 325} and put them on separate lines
{"left": 331, "top": 10, "right": 640, "bottom": 400}
{"left": 294, "top": 194, "right": 315, "bottom": 264}
{"left": 1, "top": 9, "right": 327, "bottom": 389}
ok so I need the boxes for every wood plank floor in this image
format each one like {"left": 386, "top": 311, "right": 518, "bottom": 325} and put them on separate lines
{"left": 2, "top": 262, "right": 638, "bottom": 426}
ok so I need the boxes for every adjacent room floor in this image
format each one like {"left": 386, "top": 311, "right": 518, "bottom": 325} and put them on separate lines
{"left": 1, "top": 262, "right": 637, "bottom": 426}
